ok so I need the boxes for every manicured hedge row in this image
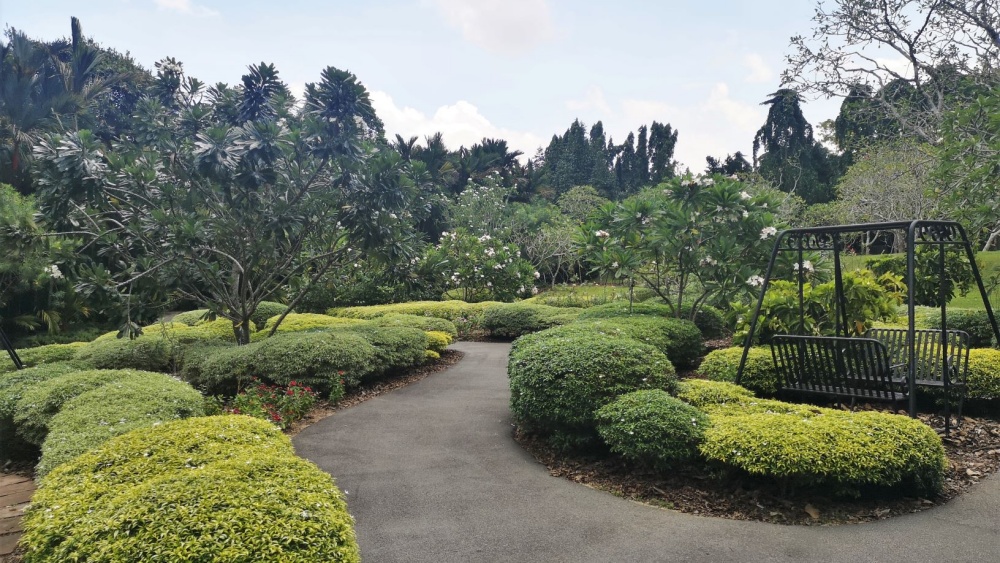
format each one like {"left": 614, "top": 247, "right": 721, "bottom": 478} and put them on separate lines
{"left": 0, "top": 343, "right": 86, "bottom": 373}
{"left": 254, "top": 313, "right": 365, "bottom": 339}
{"left": 36, "top": 373, "right": 205, "bottom": 476}
{"left": 924, "top": 308, "right": 998, "bottom": 348}
{"left": 698, "top": 346, "right": 780, "bottom": 395}
{"left": 368, "top": 313, "right": 458, "bottom": 339}
{"left": 576, "top": 317, "right": 702, "bottom": 370}
{"left": 479, "top": 303, "right": 582, "bottom": 339}
{"left": 508, "top": 328, "right": 677, "bottom": 450}
{"left": 0, "top": 364, "right": 81, "bottom": 459}
{"left": 340, "top": 325, "right": 427, "bottom": 380}
{"left": 21, "top": 416, "right": 360, "bottom": 563}
{"left": 967, "top": 348, "right": 1000, "bottom": 399}
{"left": 72, "top": 337, "right": 176, "bottom": 372}
{"left": 172, "top": 301, "right": 289, "bottom": 331}
{"left": 331, "top": 300, "right": 501, "bottom": 321}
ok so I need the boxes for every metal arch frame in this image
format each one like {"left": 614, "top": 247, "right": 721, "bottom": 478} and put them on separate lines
{"left": 735, "top": 220, "right": 1000, "bottom": 418}
{"left": 1, "top": 325, "right": 24, "bottom": 370}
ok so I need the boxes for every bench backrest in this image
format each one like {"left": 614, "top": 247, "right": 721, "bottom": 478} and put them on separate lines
{"left": 865, "top": 328, "right": 969, "bottom": 385}
{"left": 770, "top": 335, "right": 899, "bottom": 400}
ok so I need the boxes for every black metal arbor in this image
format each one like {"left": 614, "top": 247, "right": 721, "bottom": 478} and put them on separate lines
{"left": 735, "top": 220, "right": 1000, "bottom": 417}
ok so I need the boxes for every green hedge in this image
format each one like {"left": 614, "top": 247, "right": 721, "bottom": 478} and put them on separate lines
{"left": 172, "top": 302, "right": 289, "bottom": 331}
{"left": 573, "top": 317, "right": 702, "bottom": 370}
{"left": 698, "top": 346, "right": 780, "bottom": 396}
{"left": 508, "top": 329, "right": 677, "bottom": 449}
{"left": 576, "top": 301, "right": 674, "bottom": 320}
{"left": 170, "top": 309, "right": 211, "bottom": 326}
{"left": 368, "top": 313, "right": 459, "bottom": 339}
{"left": 254, "top": 313, "right": 365, "bottom": 339}
{"left": 700, "top": 407, "right": 947, "bottom": 496}
{"left": 192, "top": 331, "right": 378, "bottom": 397}
{"left": 425, "top": 331, "right": 452, "bottom": 353}
{"left": 0, "top": 343, "right": 87, "bottom": 374}
{"left": 332, "top": 300, "right": 501, "bottom": 321}
{"left": 21, "top": 416, "right": 360, "bottom": 563}
{"left": 967, "top": 348, "right": 1000, "bottom": 399}
{"left": 73, "top": 336, "right": 176, "bottom": 372}
{"left": 675, "top": 379, "right": 755, "bottom": 408}
{"left": 341, "top": 325, "right": 427, "bottom": 379}
{"left": 36, "top": 373, "right": 205, "bottom": 476}
{"left": 594, "top": 389, "right": 708, "bottom": 470}
{"left": 924, "top": 308, "right": 998, "bottom": 348}
{"left": 641, "top": 300, "right": 729, "bottom": 339}
{"left": 0, "top": 364, "right": 81, "bottom": 459}
{"left": 479, "top": 303, "right": 582, "bottom": 339}
{"left": 13, "top": 369, "right": 151, "bottom": 447}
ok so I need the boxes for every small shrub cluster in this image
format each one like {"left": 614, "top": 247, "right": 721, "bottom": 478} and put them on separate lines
{"left": 170, "top": 309, "right": 211, "bottom": 326}
{"left": 341, "top": 325, "right": 428, "bottom": 379}
{"left": 508, "top": 329, "right": 677, "bottom": 449}
{"left": 966, "top": 348, "right": 1000, "bottom": 399}
{"left": 21, "top": 416, "right": 360, "bottom": 563}
{"left": 574, "top": 317, "right": 702, "bottom": 370}
{"left": 228, "top": 379, "right": 319, "bottom": 429}
{"left": 73, "top": 335, "right": 176, "bottom": 372}
{"left": 13, "top": 325, "right": 106, "bottom": 348}
{"left": 594, "top": 390, "right": 708, "bottom": 470}
{"left": 525, "top": 284, "right": 656, "bottom": 309}
{"left": 675, "top": 379, "right": 755, "bottom": 408}
{"left": 369, "top": 313, "right": 458, "bottom": 338}
{"left": 425, "top": 331, "right": 453, "bottom": 353}
{"left": 924, "top": 308, "right": 997, "bottom": 348}
{"left": 254, "top": 313, "right": 365, "bottom": 339}
{"left": 0, "top": 343, "right": 85, "bottom": 373}
{"left": 479, "top": 303, "right": 582, "bottom": 339}
{"left": 698, "top": 346, "right": 780, "bottom": 396}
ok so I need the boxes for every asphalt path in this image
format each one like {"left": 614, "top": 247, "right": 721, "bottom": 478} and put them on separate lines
{"left": 294, "top": 342, "right": 1000, "bottom": 563}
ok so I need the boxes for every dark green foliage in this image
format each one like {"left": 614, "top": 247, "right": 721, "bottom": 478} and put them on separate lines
{"left": 924, "top": 308, "right": 997, "bottom": 348}
{"left": 14, "top": 325, "right": 107, "bottom": 348}
{"left": 679, "top": 304, "right": 728, "bottom": 339}
{"left": 37, "top": 372, "right": 205, "bottom": 476}
{"left": 340, "top": 325, "right": 427, "bottom": 379}
{"left": 865, "top": 250, "right": 975, "bottom": 307}
{"left": 595, "top": 389, "right": 708, "bottom": 470}
{"left": 576, "top": 301, "right": 674, "bottom": 320}
{"left": 73, "top": 336, "right": 175, "bottom": 372}
{"left": 699, "top": 347, "right": 780, "bottom": 396}
{"left": 508, "top": 330, "right": 677, "bottom": 449}
{"left": 251, "top": 301, "right": 289, "bottom": 330}
{"left": 480, "top": 303, "right": 581, "bottom": 339}
{"left": 0, "top": 363, "right": 81, "bottom": 459}
{"left": 369, "top": 313, "right": 458, "bottom": 339}
{"left": 22, "top": 416, "right": 360, "bottom": 563}
{"left": 13, "top": 369, "right": 152, "bottom": 446}
{"left": 168, "top": 309, "right": 211, "bottom": 326}
{"left": 0, "top": 343, "right": 86, "bottom": 373}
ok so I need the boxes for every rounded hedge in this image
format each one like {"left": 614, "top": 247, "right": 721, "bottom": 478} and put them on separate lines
{"left": 675, "top": 379, "right": 755, "bottom": 409}
{"left": 925, "top": 308, "right": 997, "bottom": 348}
{"left": 252, "top": 301, "right": 290, "bottom": 330}
{"left": 573, "top": 317, "right": 703, "bottom": 370}
{"left": 341, "top": 325, "right": 427, "bottom": 379}
{"left": 967, "top": 348, "right": 1000, "bottom": 399}
{"left": 0, "top": 363, "right": 81, "bottom": 459}
{"left": 170, "top": 309, "right": 211, "bottom": 326}
{"left": 36, "top": 373, "right": 205, "bottom": 476}
{"left": 576, "top": 301, "right": 674, "bottom": 320}
{"left": 700, "top": 408, "right": 947, "bottom": 496}
{"left": 508, "top": 330, "right": 677, "bottom": 448}
{"left": 255, "top": 313, "right": 365, "bottom": 339}
{"left": 21, "top": 416, "right": 360, "bottom": 563}
{"left": 0, "top": 343, "right": 86, "bottom": 374}
{"left": 13, "top": 369, "right": 150, "bottom": 447}
{"left": 332, "top": 300, "right": 500, "bottom": 321}
{"left": 698, "top": 346, "right": 780, "bottom": 396}
{"left": 595, "top": 389, "right": 708, "bottom": 469}
{"left": 479, "top": 303, "right": 582, "bottom": 339}
{"left": 369, "top": 313, "right": 458, "bottom": 339}
{"left": 425, "top": 330, "right": 452, "bottom": 353}
{"left": 73, "top": 337, "right": 175, "bottom": 372}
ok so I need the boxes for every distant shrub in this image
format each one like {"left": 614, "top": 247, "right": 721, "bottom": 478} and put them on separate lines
{"left": 73, "top": 336, "right": 175, "bottom": 372}
{"left": 369, "top": 313, "right": 458, "bottom": 338}
{"left": 525, "top": 285, "right": 655, "bottom": 308}
{"left": 675, "top": 379, "right": 755, "bottom": 409}
{"left": 36, "top": 373, "right": 205, "bottom": 476}
{"left": 13, "top": 369, "right": 152, "bottom": 446}
{"left": 0, "top": 364, "right": 81, "bottom": 459}
{"left": 508, "top": 329, "right": 677, "bottom": 449}
{"left": 170, "top": 309, "right": 211, "bottom": 326}
{"left": 425, "top": 331, "right": 452, "bottom": 353}
{"left": 13, "top": 325, "right": 106, "bottom": 348}
{"left": 341, "top": 325, "right": 427, "bottom": 379}
{"left": 254, "top": 313, "right": 364, "bottom": 339}
{"left": 21, "top": 416, "right": 360, "bottom": 563}
{"left": 480, "top": 303, "right": 581, "bottom": 339}
{"left": 699, "top": 346, "right": 780, "bottom": 396}
{"left": 595, "top": 390, "right": 708, "bottom": 470}
{"left": 576, "top": 301, "right": 674, "bottom": 320}
{"left": 572, "top": 317, "right": 703, "bottom": 370}
{"left": 0, "top": 343, "right": 86, "bottom": 373}
{"left": 966, "top": 348, "right": 1000, "bottom": 399}
{"left": 252, "top": 301, "right": 290, "bottom": 330}
{"left": 924, "top": 308, "right": 997, "bottom": 348}
{"left": 333, "top": 300, "right": 500, "bottom": 321}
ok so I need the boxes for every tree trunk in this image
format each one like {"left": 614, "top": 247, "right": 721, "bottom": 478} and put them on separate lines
{"left": 233, "top": 318, "right": 252, "bottom": 346}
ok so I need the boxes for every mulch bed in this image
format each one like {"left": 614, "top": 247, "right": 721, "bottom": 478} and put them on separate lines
{"left": 515, "top": 410, "right": 1000, "bottom": 526}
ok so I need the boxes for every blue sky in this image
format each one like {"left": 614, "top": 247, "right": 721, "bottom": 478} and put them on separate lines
{"left": 1, "top": 0, "right": 846, "bottom": 171}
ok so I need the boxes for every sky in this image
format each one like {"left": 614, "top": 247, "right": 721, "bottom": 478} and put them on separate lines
{"left": 1, "top": 0, "right": 846, "bottom": 172}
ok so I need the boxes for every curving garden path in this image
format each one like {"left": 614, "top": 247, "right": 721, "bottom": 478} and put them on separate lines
{"left": 294, "top": 342, "right": 1000, "bottom": 563}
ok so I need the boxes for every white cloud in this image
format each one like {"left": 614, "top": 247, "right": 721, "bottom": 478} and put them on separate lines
{"left": 370, "top": 90, "right": 545, "bottom": 160}
{"left": 432, "top": 0, "right": 555, "bottom": 55}
{"left": 743, "top": 53, "right": 772, "bottom": 83}
{"left": 153, "top": 0, "right": 219, "bottom": 17}
{"left": 567, "top": 86, "right": 612, "bottom": 115}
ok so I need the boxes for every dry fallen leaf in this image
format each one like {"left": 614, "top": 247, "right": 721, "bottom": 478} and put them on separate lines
{"left": 804, "top": 504, "right": 820, "bottom": 520}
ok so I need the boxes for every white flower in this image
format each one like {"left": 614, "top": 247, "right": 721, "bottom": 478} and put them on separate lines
{"left": 739, "top": 191, "right": 751, "bottom": 200}
{"left": 531, "top": 286, "right": 539, "bottom": 295}
{"left": 389, "top": 212, "right": 397, "bottom": 219}
{"left": 699, "top": 256, "right": 718, "bottom": 267}
{"left": 534, "top": 271, "right": 541, "bottom": 279}
{"left": 742, "top": 210, "right": 749, "bottom": 218}
{"left": 760, "top": 226, "right": 777, "bottom": 240}
{"left": 611, "top": 262, "right": 619, "bottom": 269}
{"left": 45, "top": 265, "right": 63, "bottom": 279}
{"left": 747, "top": 275, "right": 765, "bottom": 287}
{"left": 486, "top": 282, "right": 492, "bottom": 287}
{"left": 793, "top": 260, "right": 814, "bottom": 273}
{"left": 595, "top": 230, "right": 610, "bottom": 238}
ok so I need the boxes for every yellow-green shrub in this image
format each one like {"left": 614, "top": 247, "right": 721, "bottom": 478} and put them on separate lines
{"left": 425, "top": 330, "right": 452, "bottom": 353}
{"left": 368, "top": 313, "right": 459, "bottom": 338}
{"left": 425, "top": 350, "right": 441, "bottom": 361}
{"left": 0, "top": 343, "right": 86, "bottom": 374}
{"left": 170, "top": 309, "right": 211, "bottom": 326}
{"left": 36, "top": 373, "right": 205, "bottom": 476}
{"left": 332, "top": 300, "right": 501, "bottom": 321}
{"left": 21, "top": 416, "right": 360, "bottom": 563}
{"left": 72, "top": 336, "right": 175, "bottom": 372}
{"left": 698, "top": 346, "right": 780, "bottom": 395}
{"left": 0, "top": 364, "right": 82, "bottom": 459}
{"left": 967, "top": 348, "right": 1000, "bottom": 399}
{"left": 253, "top": 313, "right": 364, "bottom": 340}
{"left": 700, "top": 408, "right": 947, "bottom": 495}
{"left": 675, "top": 379, "right": 755, "bottom": 408}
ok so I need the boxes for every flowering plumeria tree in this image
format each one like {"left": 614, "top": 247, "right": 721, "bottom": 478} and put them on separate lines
{"left": 577, "top": 174, "right": 782, "bottom": 319}
{"left": 426, "top": 230, "right": 538, "bottom": 302}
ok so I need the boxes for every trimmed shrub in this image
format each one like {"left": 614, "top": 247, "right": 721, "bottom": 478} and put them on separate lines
{"left": 967, "top": 348, "right": 1000, "bottom": 399}
{"left": 332, "top": 300, "right": 501, "bottom": 321}
{"left": 479, "top": 303, "right": 582, "bottom": 339}
{"left": 574, "top": 317, "right": 702, "bottom": 370}
{"left": 73, "top": 337, "right": 175, "bottom": 372}
{"left": 170, "top": 309, "right": 211, "bottom": 326}
{"left": 595, "top": 389, "right": 708, "bottom": 469}
{"left": 0, "top": 343, "right": 86, "bottom": 374}
{"left": 508, "top": 330, "right": 677, "bottom": 449}
{"left": 254, "top": 313, "right": 365, "bottom": 339}
{"left": 425, "top": 349, "right": 441, "bottom": 361}
{"left": 675, "top": 379, "right": 755, "bottom": 409}
{"left": 576, "top": 301, "right": 674, "bottom": 320}
{"left": 700, "top": 408, "right": 947, "bottom": 496}
{"left": 925, "top": 308, "right": 997, "bottom": 348}
{"left": 177, "top": 341, "right": 234, "bottom": 387}
{"left": 699, "top": 346, "right": 780, "bottom": 396}
{"left": 21, "top": 416, "right": 360, "bottom": 563}
{"left": 0, "top": 364, "right": 81, "bottom": 459}
{"left": 369, "top": 313, "right": 458, "bottom": 339}
{"left": 425, "top": 331, "right": 452, "bottom": 353}
{"left": 13, "top": 325, "right": 106, "bottom": 348}
{"left": 341, "top": 325, "right": 427, "bottom": 378}
{"left": 36, "top": 373, "right": 205, "bottom": 476}
{"left": 13, "top": 369, "right": 153, "bottom": 446}
{"left": 192, "top": 318, "right": 246, "bottom": 342}
{"left": 641, "top": 300, "right": 729, "bottom": 339}
{"left": 252, "top": 301, "right": 290, "bottom": 330}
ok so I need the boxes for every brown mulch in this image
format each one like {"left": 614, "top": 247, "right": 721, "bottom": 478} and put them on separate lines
{"left": 515, "top": 410, "right": 1000, "bottom": 526}
{"left": 285, "top": 350, "right": 464, "bottom": 437}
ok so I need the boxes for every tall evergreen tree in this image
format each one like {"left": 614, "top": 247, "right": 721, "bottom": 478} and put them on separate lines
{"left": 647, "top": 121, "right": 678, "bottom": 184}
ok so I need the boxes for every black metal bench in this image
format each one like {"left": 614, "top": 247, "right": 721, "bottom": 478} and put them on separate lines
{"left": 866, "top": 327, "right": 969, "bottom": 426}
{"left": 770, "top": 335, "right": 907, "bottom": 410}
